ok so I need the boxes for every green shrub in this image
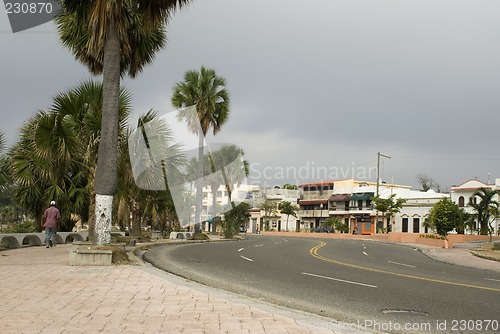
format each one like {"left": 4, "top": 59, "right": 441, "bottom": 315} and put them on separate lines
{"left": 3, "top": 221, "right": 37, "bottom": 233}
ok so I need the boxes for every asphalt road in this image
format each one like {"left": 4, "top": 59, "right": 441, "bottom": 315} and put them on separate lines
{"left": 143, "top": 236, "right": 500, "bottom": 333}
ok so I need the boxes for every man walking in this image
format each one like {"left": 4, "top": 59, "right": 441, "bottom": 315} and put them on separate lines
{"left": 43, "top": 200, "right": 61, "bottom": 248}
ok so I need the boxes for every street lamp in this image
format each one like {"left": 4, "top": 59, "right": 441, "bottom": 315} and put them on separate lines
{"left": 320, "top": 203, "right": 323, "bottom": 226}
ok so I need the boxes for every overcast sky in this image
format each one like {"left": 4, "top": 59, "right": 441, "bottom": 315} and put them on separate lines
{"left": 1, "top": 0, "right": 499, "bottom": 190}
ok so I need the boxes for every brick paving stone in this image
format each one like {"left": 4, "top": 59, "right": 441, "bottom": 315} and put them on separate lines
{"left": 0, "top": 244, "right": 378, "bottom": 334}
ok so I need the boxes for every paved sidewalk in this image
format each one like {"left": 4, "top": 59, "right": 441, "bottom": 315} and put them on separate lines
{"left": 0, "top": 245, "right": 365, "bottom": 334}
{"left": 400, "top": 243, "right": 500, "bottom": 272}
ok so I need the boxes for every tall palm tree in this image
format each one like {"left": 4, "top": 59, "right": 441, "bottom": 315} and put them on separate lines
{"left": 55, "top": 0, "right": 190, "bottom": 244}
{"left": 172, "top": 66, "right": 230, "bottom": 228}
{"left": 470, "top": 187, "right": 500, "bottom": 236}
{"left": 0, "top": 131, "right": 9, "bottom": 191}
{"left": 10, "top": 81, "right": 131, "bottom": 234}
{"left": 123, "top": 110, "right": 186, "bottom": 236}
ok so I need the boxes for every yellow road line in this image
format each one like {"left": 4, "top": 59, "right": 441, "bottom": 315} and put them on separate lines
{"left": 310, "top": 242, "right": 500, "bottom": 293}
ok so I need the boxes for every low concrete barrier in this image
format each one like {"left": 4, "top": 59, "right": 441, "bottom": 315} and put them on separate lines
{"left": 69, "top": 249, "right": 112, "bottom": 266}
{"left": 169, "top": 232, "right": 193, "bottom": 240}
{"left": 0, "top": 232, "right": 89, "bottom": 249}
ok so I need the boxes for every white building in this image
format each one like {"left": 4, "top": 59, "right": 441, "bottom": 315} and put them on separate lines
{"left": 328, "top": 179, "right": 448, "bottom": 234}
{"left": 450, "top": 178, "right": 500, "bottom": 235}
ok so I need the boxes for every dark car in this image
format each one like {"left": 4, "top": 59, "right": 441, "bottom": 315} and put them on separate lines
{"left": 314, "top": 226, "right": 333, "bottom": 233}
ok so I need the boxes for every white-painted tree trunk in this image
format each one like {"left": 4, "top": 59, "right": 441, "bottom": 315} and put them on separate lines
{"left": 95, "top": 194, "right": 113, "bottom": 245}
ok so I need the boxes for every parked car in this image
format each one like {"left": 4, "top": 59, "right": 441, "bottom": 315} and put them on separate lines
{"left": 314, "top": 226, "right": 333, "bottom": 233}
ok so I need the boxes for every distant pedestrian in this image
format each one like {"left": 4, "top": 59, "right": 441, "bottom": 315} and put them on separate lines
{"left": 43, "top": 200, "right": 61, "bottom": 248}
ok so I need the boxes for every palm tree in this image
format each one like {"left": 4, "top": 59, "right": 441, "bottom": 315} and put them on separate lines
{"left": 278, "top": 201, "right": 299, "bottom": 231}
{"left": 470, "top": 188, "right": 500, "bottom": 236}
{"left": 211, "top": 145, "right": 249, "bottom": 205}
{"left": 0, "top": 131, "right": 9, "bottom": 192}
{"left": 119, "top": 110, "right": 186, "bottom": 236}
{"left": 172, "top": 66, "right": 230, "bottom": 229}
{"left": 55, "top": 0, "right": 190, "bottom": 244}
{"left": 10, "top": 81, "right": 131, "bottom": 234}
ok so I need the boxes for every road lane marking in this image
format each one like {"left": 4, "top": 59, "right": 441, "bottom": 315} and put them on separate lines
{"left": 362, "top": 251, "right": 369, "bottom": 256}
{"left": 255, "top": 244, "right": 264, "bottom": 247}
{"left": 240, "top": 256, "right": 254, "bottom": 262}
{"left": 238, "top": 248, "right": 244, "bottom": 252}
{"left": 302, "top": 272, "right": 377, "bottom": 288}
{"left": 309, "top": 242, "right": 500, "bottom": 293}
{"left": 485, "top": 278, "right": 500, "bottom": 282}
{"left": 388, "top": 261, "right": 416, "bottom": 268}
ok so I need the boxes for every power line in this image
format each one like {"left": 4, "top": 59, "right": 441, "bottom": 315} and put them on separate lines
{"left": 391, "top": 155, "right": 500, "bottom": 161}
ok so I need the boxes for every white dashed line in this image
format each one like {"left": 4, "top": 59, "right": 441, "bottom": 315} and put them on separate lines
{"left": 388, "top": 260, "right": 416, "bottom": 268}
{"left": 302, "top": 272, "right": 377, "bottom": 288}
{"left": 485, "top": 278, "right": 500, "bottom": 282}
{"left": 240, "top": 256, "right": 254, "bottom": 262}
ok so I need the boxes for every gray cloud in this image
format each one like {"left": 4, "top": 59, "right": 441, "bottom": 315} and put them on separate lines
{"left": 1, "top": 0, "right": 499, "bottom": 190}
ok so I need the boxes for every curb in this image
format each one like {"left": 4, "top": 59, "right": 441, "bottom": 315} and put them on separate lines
{"left": 469, "top": 250, "right": 500, "bottom": 263}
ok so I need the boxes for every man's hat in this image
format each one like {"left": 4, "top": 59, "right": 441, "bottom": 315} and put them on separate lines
{"left": 50, "top": 200, "right": 56, "bottom": 206}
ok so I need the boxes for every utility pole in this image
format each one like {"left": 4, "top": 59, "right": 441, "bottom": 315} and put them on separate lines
{"left": 376, "top": 152, "right": 391, "bottom": 197}
{"left": 375, "top": 152, "right": 391, "bottom": 233}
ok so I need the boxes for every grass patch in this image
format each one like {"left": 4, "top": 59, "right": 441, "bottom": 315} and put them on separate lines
{"left": 189, "top": 233, "right": 209, "bottom": 241}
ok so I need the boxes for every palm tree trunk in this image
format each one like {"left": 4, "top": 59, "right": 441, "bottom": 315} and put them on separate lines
{"left": 211, "top": 184, "right": 217, "bottom": 233}
{"left": 194, "top": 131, "right": 204, "bottom": 231}
{"left": 88, "top": 187, "right": 96, "bottom": 243}
{"left": 93, "top": 22, "right": 121, "bottom": 245}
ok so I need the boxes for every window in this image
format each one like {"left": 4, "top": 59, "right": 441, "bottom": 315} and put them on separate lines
{"left": 458, "top": 196, "right": 465, "bottom": 207}
{"left": 413, "top": 218, "right": 420, "bottom": 233}
{"left": 402, "top": 218, "right": 408, "bottom": 233}
{"left": 358, "top": 200, "right": 363, "bottom": 210}
{"left": 344, "top": 201, "right": 349, "bottom": 210}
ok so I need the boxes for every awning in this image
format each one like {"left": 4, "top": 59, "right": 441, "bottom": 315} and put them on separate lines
{"left": 298, "top": 199, "right": 328, "bottom": 206}
{"left": 350, "top": 193, "right": 374, "bottom": 201}
{"left": 329, "top": 194, "right": 350, "bottom": 202}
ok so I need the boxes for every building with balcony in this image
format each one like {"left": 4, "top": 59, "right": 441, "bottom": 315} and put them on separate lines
{"left": 450, "top": 178, "right": 500, "bottom": 235}
{"left": 297, "top": 179, "right": 449, "bottom": 234}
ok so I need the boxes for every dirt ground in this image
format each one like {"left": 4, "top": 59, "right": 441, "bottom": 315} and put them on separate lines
{"left": 470, "top": 249, "right": 500, "bottom": 262}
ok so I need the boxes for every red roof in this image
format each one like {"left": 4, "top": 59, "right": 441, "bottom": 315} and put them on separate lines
{"left": 299, "top": 181, "right": 334, "bottom": 188}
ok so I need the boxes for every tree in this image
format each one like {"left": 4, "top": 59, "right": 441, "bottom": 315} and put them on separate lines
{"left": 323, "top": 217, "right": 349, "bottom": 233}
{"left": 278, "top": 201, "right": 299, "bottom": 231}
{"left": 416, "top": 174, "right": 439, "bottom": 192}
{"left": 283, "top": 184, "right": 298, "bottom": 190}
{"left": 172, "top": 66, "right": 230, "bottom": 229}
{"left": 124, "top": 110, "right": 186, "bottom": 236}
{"left": 469, "top": 188, "right": 500, "bottom": 237}
{"left": 260, "top": 197, "right": 278, "bottom": 231}
{"left": 371, "top": 194, "right": 406, "bottom": 232}
{"left": 55, "top": 0, "right": 190, "bottom": 244}
{"left": 10, "top": 81, "right": 131, "bottom": 234}
{"left": 222, "top": 202, "right": 251, "bottom": 238}
{"left": 0, "top": 131, "right": 9, "bottom": 192}
{"left": 429, "top": 198, "right": 465, "bottom": 238}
